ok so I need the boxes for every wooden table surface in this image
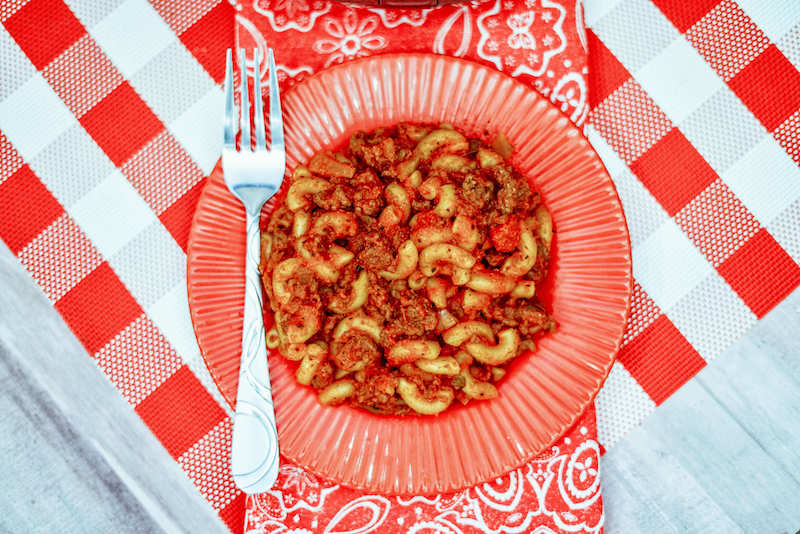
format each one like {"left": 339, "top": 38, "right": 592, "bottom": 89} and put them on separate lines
{"left": 1, "top": 240, "right": 799, "bottom": 534}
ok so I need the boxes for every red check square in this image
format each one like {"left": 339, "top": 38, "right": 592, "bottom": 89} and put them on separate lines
{"left": 587, "top": 29, "right": 630, "bottom": 108}
{"left": 652, "top": 0, "right": 720, "bottom": 33}
{"left": 718, "top": 228, "right": 800, "bottom": 318}
{"left": 135, "top": 365, "right": 227, "bottom": 458}
{"left": 619, "top": 315, "right": 706, "bottom": 405}
{"left": 150, "top": 0, "right": 218, "bottom": 35}
{"left": 0, "top": 165, "right": 64, "bottom": 254}
{"left": 589, "top": 79, "right": 673, "bottom": 165}
{"left": 80, "top": 82, "right": 163, "bottom": 167}
{"left": 675, "top": 179, "right": 761, "bottom": 267}
{"left": 179, "top": 1, "right": 234, "bottom": 84}
{"left": 685, "top": 0, "right": 769, "bottom": 82}
{"left": 3, "top": 0, "right": 85, "bottom": 70}
{"left": 55, "top": 262, "right": 143, "bottom": 354}
{"left": 630, "top": 128, "right": 718, "bottom": 216}
{"left": 219, "top": 492, "right": 246, "bottom": 534}
{"left": 729, "top": 45, "right": 800, "bottom": 132}
{"left": 42, "top": 34, "right": 124, "bottom": 118}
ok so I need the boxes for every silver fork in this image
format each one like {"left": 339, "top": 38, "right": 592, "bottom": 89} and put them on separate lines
{"left": 223, "top": 48, "right": 285, "bottom": 494}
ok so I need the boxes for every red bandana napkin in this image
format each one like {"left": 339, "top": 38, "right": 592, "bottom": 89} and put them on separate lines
{"left": 235, "top": 1, "right": 603, "bottom": 533}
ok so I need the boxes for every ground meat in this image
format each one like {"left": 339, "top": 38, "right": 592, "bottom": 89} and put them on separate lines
{"left": 354, "top": 233, "right": 394, "bottom": 271}
{"left": 267, "top": 205, "right": 293, "bottom": 232}
{"left": 333, "top": 333, "right": 380, "bottom": 371}
{"left": 490, "top": 301, "right": 550, "bottom": 335}
{"left": 284, "top": 267, "right": 320, "bottom": 306}
{"left": 326, "top": 264, "right": 358, "bottom": 311}
{"left": 351, "top": 170, "right": 384, "bottom": 216}
{"left": 313, "top": 185, "right": 353, "bottom": 210}
{"left": 461, "top": 172, "right": 495, "bottom": 209}
{"left": 361, "top": 275, "right": 391, "bottom": 322}
{"left": 310, "top": 361, "right": 334, "bottom": 389}
{"left": 469, "top": 365, "right": 492, "bottom": 382}
{"left": 320, "top": 313, "right": 340, "bottom": 339}
{"left": 379, "top": 322, "right": 404, "bottom": 349}
{"left": 482, "top": 250, "right": 507, "bottom": 268}
{"left": 497, "top": 180, "right": 533, "bottom": 214}
{"left": 350, "top": 132, "right": 398, "bottom": 171}
{"left": 411, "top": 198, "right": 433, "bottom": 212}
{"left": 490, "top": 215, "right": 521, "bottom": 252}
{"left": 394, "top": 288, "right": 437, "bottom": 337}
{"left": 486, "top": 163, "right": 514, "bottom": 186}
{"left": 354, "top": 372, "right": 402, "bottom": 414}
{"left": 385, "top": 225, "right": 411, "bottom": 250}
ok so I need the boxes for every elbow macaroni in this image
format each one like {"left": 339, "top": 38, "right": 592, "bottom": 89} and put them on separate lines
{"left": 334, "top": 315, "right": 383, "bottom": 343}
{"left": 397, "top": 378, "right": 454, "bottom": 415}
{"left": 262, "top": 123, "right": 555, "bottom": 416}
{"left": 378, "top": 240, "right": 418, "bottom": 280}
{"left": 419, "top": 244, "right": 476, "bottom": 277}
{"left": 465, "top": 328, "right": 520, "bottom": 365}
{"left": 287, "top": 177, "right": 331, "bottom": 211}
{"left": 387, "top": 339, "right": 441, "bottom": 365}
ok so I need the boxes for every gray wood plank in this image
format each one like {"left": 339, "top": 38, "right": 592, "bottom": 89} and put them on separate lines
{"left": 603, "top": 428, "right": 742, "bottom": 534}
{"left": 603, "top": 288, "right": 800, "bottom": 534}
{"left": 0, "top": 243, "right": 229, "bottom": 534}
{"left": 0, "top": 348, "right": 162, "bottom": 534}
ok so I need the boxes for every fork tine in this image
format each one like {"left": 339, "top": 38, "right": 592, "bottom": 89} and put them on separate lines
{"left": 252, "top": 48, "right": 267, "bottom": 150}
{"left": 223, "top": 49, "right": 235, "bottom": 148}
{"left": 239, "top": 48, "right": 251, "bottom": 151}
{"left": 268, "top": 48, "right": 283, "bottom": 152}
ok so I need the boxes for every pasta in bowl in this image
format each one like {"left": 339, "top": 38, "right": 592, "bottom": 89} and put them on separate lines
{"left": 261, "top": 124, "right": 556, "bottom": 415}
{"left": 187, "top": 53, "right": 632, "bottom": 494}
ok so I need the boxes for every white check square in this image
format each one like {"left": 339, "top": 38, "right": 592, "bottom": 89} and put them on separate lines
{"left": 129, "top": 41, "right": 216, "bottom": 125}
{"left": 64, "top": 0, "right": 126, "bottom": 29}
{"left": 68, "top": 170, "right": 157, "bottom": 259}
{"left": 0, "top": 28, "right": 37, "bottom": 101}
{"left": 777, "top": 26, "right": 800, "bottom": 77}
{"left": 583, "top": 0, "right": 625, "bottom": 28}
{"left": 679, "top": 86, "right": 767, "bottom": 176}
{"left": 590, "top": 0, "right": 679, "bottom": 74}
{"left": 146, "top": 282, "right": 200, "bottom": 367}
{"left": 635, "top": 37, "right": 725, "bottom": 125}
{"left": 667, "top": 271, "right": 756, "bottom": 363}
{"left": 30, "top": 125, "right": 115, "bottom": 208}
{"left": 0, "top": 72, "right": 76, "bottom": 162}
{"left": 595, "top": 362, "right": 656, "bottom": 448}
{"left": 633, "top": 220, "right": 714, "bottom": 313}
{"left": 737, "top": 0, "right": 800, "bottom": 43}
{"left": 109, "top": 221, "right": 186, "bottom": 309}
{"left": 168, "top": 85, "right": 223, "bottom": 175}
{"left": 722, "top": 136, "right": 800, "bottom": 226}
{"left": 89, "top": 0, "right": 176, "bottom": 80}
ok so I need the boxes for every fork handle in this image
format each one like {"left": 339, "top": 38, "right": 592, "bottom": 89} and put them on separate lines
{"left": 230, "top": 210, "right": 279, "bottom": 494}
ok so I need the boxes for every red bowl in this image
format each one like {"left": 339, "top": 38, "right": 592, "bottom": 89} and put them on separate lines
{"left": 187, "top": 53, "right": 632, "bottom": 495}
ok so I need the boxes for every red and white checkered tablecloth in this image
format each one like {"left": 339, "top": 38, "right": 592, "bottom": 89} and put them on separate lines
{"left": 1, "top": 0, "right": 799, "bottom": 532}
{"left": 585, "top": 0, "right": 800, "bottom": 447}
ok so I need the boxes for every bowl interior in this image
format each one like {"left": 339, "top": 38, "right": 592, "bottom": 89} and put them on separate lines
{"left": 187, "top": 53, "right": 632, "bottom": 494}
